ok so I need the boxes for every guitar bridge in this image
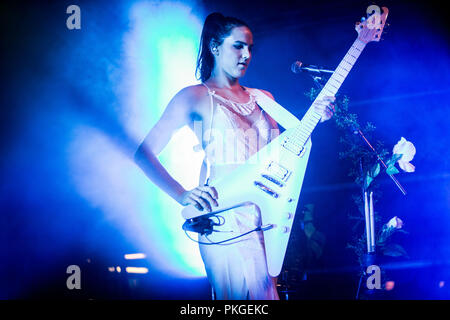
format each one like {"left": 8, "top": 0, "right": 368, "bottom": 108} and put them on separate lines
{"left": 261, "top": 174, "right": 284, "bottom": 187}
{"left": 254, "top": 181, "right": 279, "bottom": 198}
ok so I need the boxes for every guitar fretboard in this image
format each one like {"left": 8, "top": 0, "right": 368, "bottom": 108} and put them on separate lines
{"left": 289, "top": 38, "right": 367, "bottom": 147}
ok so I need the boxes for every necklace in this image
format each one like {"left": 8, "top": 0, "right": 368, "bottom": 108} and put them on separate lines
{"left": 210, "top": 89, "right": 257, "bottom": 116}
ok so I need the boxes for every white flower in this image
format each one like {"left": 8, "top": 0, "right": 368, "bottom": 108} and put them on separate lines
{"left": 393, "top": 137, "right": 416, "bottom": 172}
{"left": 387, "top": 216, "right": 404, "bottom": 229}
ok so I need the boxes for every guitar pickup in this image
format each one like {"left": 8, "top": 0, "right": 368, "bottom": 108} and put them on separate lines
{"left": 261, "top": 174, "right": 285, "bottom": 187}
{"left": 282, "top": 137, "right": 307, "bottom": 157}
{"left": 254, "top": 181, "right": 279, "bottom": 198}
{"left": 266, "top": 161, "right": 291, "bottom": 183}
{"left": 282, "top": 137, "right": 304, "bottom": 156}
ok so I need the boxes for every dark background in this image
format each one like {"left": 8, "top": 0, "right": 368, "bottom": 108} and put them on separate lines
{"left": 1, "top": 0, "right": 449, "bottom": 299}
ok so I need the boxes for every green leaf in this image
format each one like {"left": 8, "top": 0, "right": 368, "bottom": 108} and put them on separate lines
{"left": 364, "top": 163, "right": 381, "bottom": 189}
{"left": 370, "top": 162, "right": 381, "bottom": 179}
{"left": 386, "top": 164, "right": 400, "bottom": 175}
{"left": 364, "top": 175, "right": 373, "bottom": 190}
{"left": 377, "top": 225, "right": 395, "bottom": 245}
{"left": 381, "top": 243, "right": 408, "bottom": 257}
{"left": 386, "top": 153, "right": 403, "bottom": 167}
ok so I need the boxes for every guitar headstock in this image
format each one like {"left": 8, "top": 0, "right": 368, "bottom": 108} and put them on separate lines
{"left": 355, "top": 5, "right": 389, "bottom": 43}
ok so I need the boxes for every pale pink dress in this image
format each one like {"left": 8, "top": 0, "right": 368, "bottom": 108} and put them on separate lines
{"left": 196, "top": 83, "right": 280, "bottom": 300}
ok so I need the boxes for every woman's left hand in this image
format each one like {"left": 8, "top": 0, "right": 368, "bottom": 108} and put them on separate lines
{"left": 313, "top": 95, "right": 336, "bottom": 123}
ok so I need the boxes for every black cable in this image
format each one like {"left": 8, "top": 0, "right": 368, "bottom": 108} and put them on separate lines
{"left": 184, "top": 226, "right": 263, "bottom": 245}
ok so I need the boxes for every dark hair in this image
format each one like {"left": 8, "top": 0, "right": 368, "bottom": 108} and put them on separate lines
{"left": 195, "top": 12, "right": 250, "bottom": 82}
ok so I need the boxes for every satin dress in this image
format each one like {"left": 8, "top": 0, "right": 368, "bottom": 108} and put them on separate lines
{"left": 196, "top": 83, "right": 280, "bottom": 300}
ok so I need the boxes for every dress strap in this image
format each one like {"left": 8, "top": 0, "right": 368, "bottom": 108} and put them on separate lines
{"left": 203, "top": 84, "right": 256, "bottom": 116}
{"left": 202, "top": 82, "right": 215, "bottom": 95}
{"left": 201, "top": 83, "right": 215, "bottom": 143}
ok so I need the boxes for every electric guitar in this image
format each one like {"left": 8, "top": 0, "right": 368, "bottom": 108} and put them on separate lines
{"left": 182, "top": 6, "right": 389, "bottom": 277}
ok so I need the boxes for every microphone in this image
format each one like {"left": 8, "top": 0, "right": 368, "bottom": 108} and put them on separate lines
{"left": 291, "top": 61, "right": 334, "bottom": 74}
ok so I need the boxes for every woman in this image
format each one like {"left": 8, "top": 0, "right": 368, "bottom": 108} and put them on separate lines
{"left": 134, "top": 12, "right": 335, "bottom": 300}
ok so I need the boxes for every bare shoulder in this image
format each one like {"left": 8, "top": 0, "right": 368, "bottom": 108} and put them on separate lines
{"left": 170, "top": 84, "right": 209, "bottom": 112}
{"left": 246, "top": 87, "right": 275, "bottom": 100}
{"left": 177, "top": 84, "right": 208, "bottom": 98}
{"left": 259, "top": 89, "right": 275, "bottom": 100}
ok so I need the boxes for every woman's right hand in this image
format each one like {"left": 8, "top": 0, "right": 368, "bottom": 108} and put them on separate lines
{"left": 179, "top": 185, "right": 219, "bottom": 212}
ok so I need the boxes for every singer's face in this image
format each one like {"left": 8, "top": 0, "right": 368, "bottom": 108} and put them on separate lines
{"left": 215, "top": 26, "right": 253, "bottom": 79}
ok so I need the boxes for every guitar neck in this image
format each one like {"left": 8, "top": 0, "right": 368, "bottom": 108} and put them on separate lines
{"left": 291, "top": 38, "right": 367, "bottom": 146}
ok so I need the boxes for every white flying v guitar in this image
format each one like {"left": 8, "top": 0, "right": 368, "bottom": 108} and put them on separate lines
{"left": 182, "top": 6, "right": 389, "bottom": 277}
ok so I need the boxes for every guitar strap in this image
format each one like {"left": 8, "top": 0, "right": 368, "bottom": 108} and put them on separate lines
{"left": 247, "top": 88, "right": 301, "bottom": 129}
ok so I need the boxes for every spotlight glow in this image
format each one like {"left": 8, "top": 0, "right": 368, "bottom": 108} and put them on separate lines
{"left": 69, "top": 1, "right": 207, "bottom": 279}
{"left": 126, "top": 267, "right": 149, "bottom": 274}
{"left": 385, "top": 281, "right": 395, "bottom": 291}
{"left": 124, "top": 253, "right": 147, "bottom": 260}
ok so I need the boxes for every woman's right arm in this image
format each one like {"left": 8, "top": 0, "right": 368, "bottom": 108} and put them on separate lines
{"left": 134, "top": 86, "right": 218, "bottom": 211}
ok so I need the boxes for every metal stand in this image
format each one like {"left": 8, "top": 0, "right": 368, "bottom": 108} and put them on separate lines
{"left": 352, "top": 108, "right": 407, "bottom": 300}
{"left": 356, "top": 251, "right": 377, "bottom": 299}
{"left": 356, "top": 158, "right": 377, "bottom": 299}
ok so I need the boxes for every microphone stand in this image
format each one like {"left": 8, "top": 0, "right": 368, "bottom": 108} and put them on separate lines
{"left": 308, "top": 70, "right": 407, "bottom": 197}
{"left": 306, "top": 71, "right": 407, "bottom": 299}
